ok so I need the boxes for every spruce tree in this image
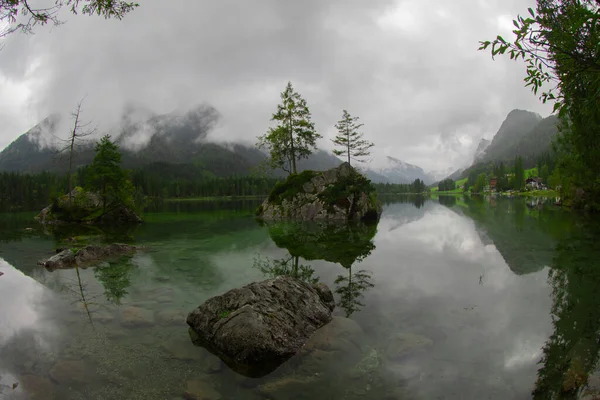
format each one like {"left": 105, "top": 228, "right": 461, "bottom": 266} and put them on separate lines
{"left": 257, "top": 82, "right": 321, "bottom": 175}
{"left": 332, "top": 110, "right": 374, "bottom": 166}
{"left": 86, "top": 135, "right": 132, "bottom": 211}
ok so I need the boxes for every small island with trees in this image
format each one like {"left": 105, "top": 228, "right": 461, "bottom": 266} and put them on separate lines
{"left": 37, "top": 133, "right": 140, "bottom": 225}
{"left": 255, "top": 82, "right": 381, "bottom": 222}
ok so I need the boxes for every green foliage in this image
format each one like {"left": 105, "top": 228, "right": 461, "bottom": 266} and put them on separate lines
{"left": 317, "top": 170, "right": 375, "bottom": 212}
{"left": 257, "top": 82, "right": 321, "bottom": 175}
{"left": 253, "top": 254, "right": 319, "bottom": 285}
{"left": 463, "top": 181, "right": 470, "bottom": 193}
{"left": 540, "top": 164, "right": 550, "bottom": 184}
{"left": 267, "top": 221, "right": 377, "bottom": 268}
{"left": 533, "top": 223, "right": 600, "bottom": 398}
{"left": 218, "top": 310, "right": 232, "bottom": 320}
{"left": 473, "top": 173, "right": 488, "bottom": 193}
{"left": 1, "top": 0, "right": 138, "bottom": 36}
{"left": 131, "top": 164, "right": 281, "bottom": 199}
{"left": 438, "top": 178, "right": 456, "bottom": 192}
{"left": 86, "top": 135, "right": 134, "bottom": 211}
{"left": 514, "top": 156, "right": 525, "bottom": 191}
{"left": 335, "top": 269, "right": 374, "bottom": 317}
{"left": 374, "top": 179, "right": 428, "bottom": 195}
{"left": 0, "top": 171, "right": 67, "bottom": 212}
{"left": 94, "top": 261, "right": 135, "bottom": 305}
{"left": 267, "top": 170, "right": 317, "bottom": 205}
{"left": 481, "top": 0, "right": 600, "bottom": 210}
{"left": 332, "top": 110, "right": 374, "bottom": 166}
{"left": 262, "top": 220, "right": 377, "bottom": 317}
{"left": 50, "top": 187, "right": 100, "bottom": 222}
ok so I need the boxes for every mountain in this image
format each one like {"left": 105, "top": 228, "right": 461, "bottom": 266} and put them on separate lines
{"left": 0, "top": 106, "right": 357, "bottom": 179}
{"left": 479, "top": 109, "right": 550, "bottom": 164}
{"left": 473, "top": 138, "right": 491, "bottom": 162}
{"left": 440, "top": 109, "right": 560, "bottom": 182}
{"left": 370, "top": 156, "right": 431, "bottom": 184}
{"left": 0, "top": 114, "right": 62, "bottom": 172}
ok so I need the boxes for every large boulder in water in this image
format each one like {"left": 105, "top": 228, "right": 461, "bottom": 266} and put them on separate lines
{"left": 257, "top": 163, "right": 381, "bottom": 222}
{"left": 186, "top": 275, "right": 335, "bottom": 377}
{"left": 38, "top": 243, "right": 141, "bottom": 271}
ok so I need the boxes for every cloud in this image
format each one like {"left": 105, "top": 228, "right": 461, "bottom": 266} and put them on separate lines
{"left": 0, "top": 0, "right": 552, "bottom": 171}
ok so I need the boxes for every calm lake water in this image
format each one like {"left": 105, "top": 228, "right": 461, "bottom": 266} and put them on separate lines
{"left": 1, "top": 196, "right": 600, "bottom": 399}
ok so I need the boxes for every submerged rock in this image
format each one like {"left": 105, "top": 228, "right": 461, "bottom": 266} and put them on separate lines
{"left": 257, "top": 162, "right": 382, "bottom": 222}
{"left": 385, "top": 332, "right": 433, "bottom": 361}
{"left": 187, "top": 275, "right": 335, "bottom": 378}
{"left": 119, "top": 306, "right": 155, "bottom": 328}
{"left": 48, "top": 360, "right": 94, "bottom": 386}
{"left": 38, "top": 243, "right": 141, "bottom": 271}
{"left": 183, "top": 376, "right": 222, "bottom": 400}
{"left": 17, "top": 375, "right": 56, "bottom": 400}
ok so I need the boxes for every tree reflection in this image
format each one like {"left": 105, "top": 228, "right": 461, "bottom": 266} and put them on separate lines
{"left": 94, "top": 261, "right": 135, "bottom": 305}
{"left": 259, "top": 221, "right": 378, "bottom": 317}
{"left": 437, "top": 195, "right": 457, "bottom": 207}
{"left": 533, "top": 222, "right": 600, "bottom": 399}
{"left": 334, "top": 268, "right": 374, "bottom": 317}
{"left": 253, "top": 254, "right": 319, "bottom": 285}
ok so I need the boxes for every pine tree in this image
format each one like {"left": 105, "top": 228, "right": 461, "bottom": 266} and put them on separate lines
{"left": 257, "top": 82, "right": 321, "bottom": 175}
{"left": 86, "top": 135, "right": 132, "bottom": 211}
{"left": 514, "top": 156, "right": 525, "bottom": 191}
{"left": 332, "top": 110, "right": 374, "bottom": 166}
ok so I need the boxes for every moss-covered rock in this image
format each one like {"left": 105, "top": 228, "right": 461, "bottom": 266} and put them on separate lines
{"left": 258, "top": 163, "right": 381, "bottom": 222}
{"left": 36, "top": 187, "right": 142, "bottom": 225}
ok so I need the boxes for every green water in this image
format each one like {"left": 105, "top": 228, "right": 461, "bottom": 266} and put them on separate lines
{"left": 1, "top": 196, "right": 600, "bottom": 399}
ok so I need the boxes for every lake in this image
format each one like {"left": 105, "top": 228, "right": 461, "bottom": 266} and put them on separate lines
{"left": 1, "top": 195, "right": 600, "bottom": 399}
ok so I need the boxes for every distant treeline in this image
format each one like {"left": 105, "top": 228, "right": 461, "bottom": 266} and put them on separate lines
{"left": 130, "top": 170, "right": 281, "bottom": 199}
{"left": 373, "top": 179, "right": 429, "bottom": 194}
{"left": 0, "top": 166, "right": 432, "bottom": 212}
{"left": 0, "top": 172, "right": 68, "bottom": 212}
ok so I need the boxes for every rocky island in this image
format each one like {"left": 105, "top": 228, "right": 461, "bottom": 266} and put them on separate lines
{"left": 37, "top": 187, "right": 142, "bottom": 225}
{"left": 256, "top": 163, "right": 381, "bottom": 222}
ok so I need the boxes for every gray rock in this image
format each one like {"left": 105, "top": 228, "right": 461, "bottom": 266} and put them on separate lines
{"left": 258, "top": 162, "right": 381, "bottom": 222}
{"left": 38, "top": 243, "right": 141, "bottom": 271}
{"left": 187, "top": 275, "right": 335, "bottom": 378}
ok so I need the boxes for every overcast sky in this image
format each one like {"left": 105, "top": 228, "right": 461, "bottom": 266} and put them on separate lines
{"left": 0, "top": 0, "right": 552, "bottom": 172}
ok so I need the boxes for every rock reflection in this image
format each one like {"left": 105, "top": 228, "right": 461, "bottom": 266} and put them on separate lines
{"left": 257, "top": 221, "right": 378, "bottom": 317}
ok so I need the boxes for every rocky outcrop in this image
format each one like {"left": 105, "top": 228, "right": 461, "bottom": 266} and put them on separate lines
{"left": 38, "top": 243, "right": 141, "bottom": 271}
{"left": 37, "top": 187, "right": 142, "bottom": 225}
{"left": 187, "top": 275, "right": 335, "bottom": 378}
{"left": 257, "top": 163, "right": 381, "bottom": 222}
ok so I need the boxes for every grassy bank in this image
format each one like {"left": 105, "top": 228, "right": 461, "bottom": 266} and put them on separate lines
{"left": 514, "top": 190, "right": 559, "bottom": 197}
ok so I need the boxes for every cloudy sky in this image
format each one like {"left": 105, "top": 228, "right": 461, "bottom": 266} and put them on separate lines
{"left": 0, "top": 0, "right": 552, "bottom": 172}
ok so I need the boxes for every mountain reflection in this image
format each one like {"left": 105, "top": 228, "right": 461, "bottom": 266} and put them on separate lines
{"left": 258, "top": 221, "right": 378, "bottom": 316}
{"left": 435, "top": 195, "right": 600, "bottom": 397}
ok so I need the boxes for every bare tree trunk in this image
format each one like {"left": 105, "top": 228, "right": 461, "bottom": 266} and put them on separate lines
{"left": 54, "top": 98, "right": 95, "bottom": 208}
{"left": 68, "top": 103, "right": 82, "bottom": 207}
